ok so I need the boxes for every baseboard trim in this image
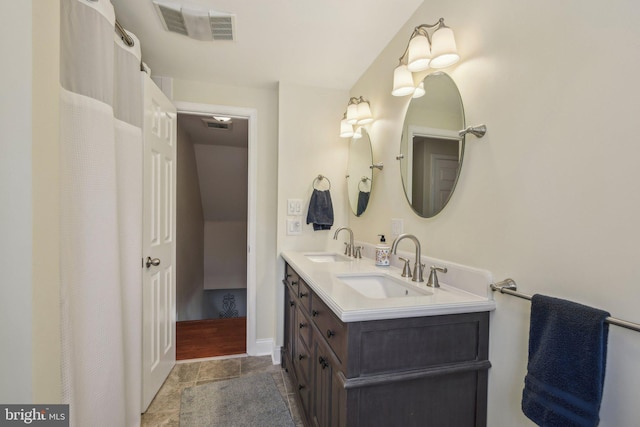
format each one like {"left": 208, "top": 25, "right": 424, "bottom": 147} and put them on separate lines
{"left": 251, "top": 338, "right": 274, "bottom": 356}
{"left": 271, "top": 345, "right": 282, "bottom": 365}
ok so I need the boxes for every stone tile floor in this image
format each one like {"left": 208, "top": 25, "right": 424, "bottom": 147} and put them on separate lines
{"left": 141, "top": 355, "right": 305, "bottom": 426}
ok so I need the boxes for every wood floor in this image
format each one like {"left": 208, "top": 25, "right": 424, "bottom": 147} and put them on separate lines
{"left": 176, "top": 317, "right": 246, "bottom": 360}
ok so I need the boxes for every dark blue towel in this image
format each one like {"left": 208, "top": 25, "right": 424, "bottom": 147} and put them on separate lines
{"left": 522, "top": 294, "right": 610, "bottom": 427}
{"left": 306, "top": 189, "right": 333, "bottom": 231}
{"left": 356, "top": 191, "right": 370, "bottom": 217}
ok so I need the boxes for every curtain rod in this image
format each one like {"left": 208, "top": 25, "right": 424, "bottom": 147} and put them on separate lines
{"left": 115, "top": 19, "right": 134, "bottom": 47}
{"left": 490, "top": 278, "right": 640, "bottom": 333}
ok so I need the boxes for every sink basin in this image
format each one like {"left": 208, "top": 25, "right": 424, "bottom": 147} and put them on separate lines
{"left": 304, "top": 252, "right": 352, "bottom": 263}
{"left": 336, "top": 274, "right": 432, "bottom": 299}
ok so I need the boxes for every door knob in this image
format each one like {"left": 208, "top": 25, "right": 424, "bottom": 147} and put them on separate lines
{"left": 145, "top": 257, "right": 161, "bottom": 268}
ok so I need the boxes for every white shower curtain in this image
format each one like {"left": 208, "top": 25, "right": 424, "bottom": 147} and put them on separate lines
{"left": 60, "top": 0, "right": 143, "bottom": 425}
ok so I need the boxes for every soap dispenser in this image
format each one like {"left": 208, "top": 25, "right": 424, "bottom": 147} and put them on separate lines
{"left": 375, "top": 234, "right": 390, "bottom": 266}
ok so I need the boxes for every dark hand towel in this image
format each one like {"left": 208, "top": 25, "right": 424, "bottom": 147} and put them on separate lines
{"left": 522, "top": 294, "right": 610, "bottom": 427}
{"left": 356, "top": 191, "right": 370, "bottom": 217}
{"left": 306, "top": 189, "right": 334, "bottom": 231}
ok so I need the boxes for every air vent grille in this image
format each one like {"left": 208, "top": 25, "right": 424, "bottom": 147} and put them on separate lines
{"left": 202, "top": 118, "right": 233, "bottom": 130}
{"left": 157, "top": 4, "right": 187, "bottom": 35}
{"left": 153, "top": 1, "right": 235, "bottom": 41}
{"left": 210, "top": 16, "right": 234, "bottom": 40}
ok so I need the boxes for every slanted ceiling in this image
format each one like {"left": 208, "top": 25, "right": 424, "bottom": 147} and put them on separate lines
{"left": 110, "top": 0, "right": 425, "bottom": 89}
{"left": 178, "top": 113, "right": 248, "bottom": 222}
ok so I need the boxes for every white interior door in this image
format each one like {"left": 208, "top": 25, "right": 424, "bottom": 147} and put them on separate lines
{"left": 430, "top": 154, "right": 459, "bottom": 214}
{"left": 142, "top": 74, "right": 177, "bottom": 411}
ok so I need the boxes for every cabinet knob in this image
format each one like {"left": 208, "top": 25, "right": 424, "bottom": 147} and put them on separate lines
{"left": 291, "top": 280, "right": 298, "bottom": 286}
{"left": 286, "top": 273, "right": 292, "bottom": 278}
{"left": 318, "top": 356, "right": 329, "bottom": 369}
{"left": 299, "top": 292, "right": 308, "bottom": 298}
{"left": 326, "top": 329, "right": 335, "bottom": 338}
{"left": 312, "top": 310, "right": 319, "bottom": 317}
{"left": 298, "top": 354, "right": 306, "bottom": 361}
{"left": 289, "top": 301, "right": 295, "bottom": 307}
{"left": 299, "top": 322, "right": 307, "bottom": 329}
{"left": 298, "top": 384, "right": 306, "bottom": 391}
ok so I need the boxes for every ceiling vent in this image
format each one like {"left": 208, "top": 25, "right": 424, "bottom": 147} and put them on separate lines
{"left": 201, "top": 118, "right": 233, "bottom": 130}
{"left": 153, "top": 1, "right": 235, "bottom": 41}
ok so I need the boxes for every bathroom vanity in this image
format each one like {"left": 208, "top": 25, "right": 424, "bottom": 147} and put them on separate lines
{"left": 281, "top": 251, "right": 495, "bottom": 427}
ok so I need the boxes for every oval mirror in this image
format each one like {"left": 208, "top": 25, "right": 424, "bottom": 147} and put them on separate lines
{"left": 399, "top": 71, "right": 465, "bottom": 218}
{"left": 347, "top": 128, "right": 373, "bottom": 216}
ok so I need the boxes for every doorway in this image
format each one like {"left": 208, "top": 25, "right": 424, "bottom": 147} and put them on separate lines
{"left": 174, "top": 102, "right": 257, "bottom": 359}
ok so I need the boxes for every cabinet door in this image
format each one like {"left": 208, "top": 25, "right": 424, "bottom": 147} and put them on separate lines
{"left": 312, "top": 338, "right": 334, "bottom": 427}
{"left": 283, "top": 285, "right": 296, "bottom": 368}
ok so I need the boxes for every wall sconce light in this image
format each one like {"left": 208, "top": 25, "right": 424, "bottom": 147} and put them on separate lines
{"left": 340, "top": 113, "right": 354, "bottom": 138}
{"left": 340, "top": 96, "right": 373, "bottom": 138}
{"left": 392, "top": 18, "right": 460, "bottom": 97}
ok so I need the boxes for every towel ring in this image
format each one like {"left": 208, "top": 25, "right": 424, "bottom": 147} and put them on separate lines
{"left": 313, "top": 174, "right": 331, "bottom": 190}
{"left": 358, "top": 176, "right": 371, "bottom": 192}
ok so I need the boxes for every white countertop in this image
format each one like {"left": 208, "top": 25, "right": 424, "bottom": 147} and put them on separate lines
{"left": 281, "top": 250, "right": 496, "bottom": 323}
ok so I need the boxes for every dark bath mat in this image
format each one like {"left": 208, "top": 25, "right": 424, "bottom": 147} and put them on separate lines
{"left": 180, "top": 373, "right": 294, "bottom": 427}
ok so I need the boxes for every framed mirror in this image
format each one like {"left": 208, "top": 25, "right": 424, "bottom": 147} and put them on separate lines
{"left": 399, "top": 71, "right": 464, "bottom": 218}
{"left": 347, "top": 128, "right": 373, "bottom": 216}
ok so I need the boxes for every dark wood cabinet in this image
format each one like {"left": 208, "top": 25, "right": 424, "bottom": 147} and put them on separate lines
{"left": 282, "top": 262, "right": 490, "bottom": 427}
{"left": 282, "top": 263, "right": 298, "bottom": 372}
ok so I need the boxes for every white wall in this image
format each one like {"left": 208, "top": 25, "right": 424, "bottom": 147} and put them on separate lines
{"left": 203, "top": 221, "right": 247, "bottom": 289}
{"left": 176, "top": 125, "right": 204, "bottom": 321}
{"left": 277, "top": 82, "right": 350, "bottom": 253}
{"left": 172, "top": 80, "right": 278, "bottom": 341}
{"left": 31, "top": 0, "right": 62, "bottom": 403}
{"left": 0, "top": 0, "right": 33, "bottom": 403}
{"left": 276, "top": 82, "right": 350, "bottom": 344}
{"left": 349, "top": 1, "right": 640, "bottom": 426}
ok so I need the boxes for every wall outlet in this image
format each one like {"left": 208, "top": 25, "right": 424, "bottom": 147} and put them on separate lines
{"left": 287, "top": 198, "right": 304, "bottom": 216}
{"left": 391, "top": 218, "right": 404, "bottom": 238}
{"left": 287, "top": 218, "right": 302, "bottom": 235}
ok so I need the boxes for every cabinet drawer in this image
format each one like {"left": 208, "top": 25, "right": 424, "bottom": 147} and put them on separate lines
{"left": 311, "top": 296, "right": 347, "bottom": 364}
{"left": 294, "top": 333, "right": 312, "bottom": 383}
{"left": 285, "top": 264, "right": 299, "bottom": 289}
{"left": 297, "top": 306, "right": 312, "bottom": 350}
{"left": 297, "top": 279, "right": 312, "bottom": 312}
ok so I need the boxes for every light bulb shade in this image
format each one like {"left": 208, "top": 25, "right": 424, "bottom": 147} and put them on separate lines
{"left": 412, "top": 82, "right": 425, "bottom": 98}
{"left": 352, "top": 127, "right": 363, "bottom": 139}
{"left": 340, "top": 119, "right": 354, "bottom": 138}
{"left": 429, "top": 26, "right": 460, "bottom": 68}
{"left": 407, "top": 34, "right": 431, "bottom": 72}
{"left": 392, "top": 64, "right": 415, "bottom": 97}
{"left": 356, "top": 101, "right": 373, "bottom": 125}
{"left": 346, "top": 102, "right": 359, "bottom": 124}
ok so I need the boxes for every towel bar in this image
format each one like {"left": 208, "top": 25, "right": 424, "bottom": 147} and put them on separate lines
{"left": 313, "top": 175, "right": 331, "bottom": 190}
{"left": 491, "top": 278, "right": 640, "bottom": 333}
{"left": 358, "top": 176, "right": 371, "bottom": 192}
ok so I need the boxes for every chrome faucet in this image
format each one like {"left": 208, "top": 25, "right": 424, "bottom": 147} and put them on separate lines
{"left": 333, "top": 227, "right": 355, "bottom": 257}
{"left": 391, "top": 233, "right": 424, "bottom": 282}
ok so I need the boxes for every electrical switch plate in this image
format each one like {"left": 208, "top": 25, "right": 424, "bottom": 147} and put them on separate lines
{"left": 287, "top": 198, "right": 304, "bottom": 216}
{"left": 391, "top": 218, "right": 404, "bottom": 238}
{"left": 287, "top": 218, "right": 302, "bottom": 235}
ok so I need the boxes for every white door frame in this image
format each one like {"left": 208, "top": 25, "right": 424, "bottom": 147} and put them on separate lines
{"left": 174, "top": 101, "right": 258, "bottom": 355}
